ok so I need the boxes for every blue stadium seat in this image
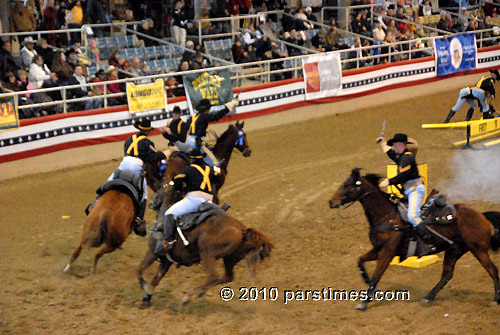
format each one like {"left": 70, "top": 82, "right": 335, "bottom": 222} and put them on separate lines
{"left": 145, "top": 46, "right": 156, "bottom": 59}
{"left": 127, "top": 35, "right": 134, "bottom": 47}
{"left": 116, "top": 35, "right": 127, "bottom": 48}
{"left": 135, "top": 48, "right": 146, "bottom": 60}
{"left": 165, "top": 58, "right": 175, "bottom": 71}
{"left": 172, "top": 45, "right": 183, "bottom": 57}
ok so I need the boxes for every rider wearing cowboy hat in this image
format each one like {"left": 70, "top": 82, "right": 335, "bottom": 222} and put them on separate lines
{"left": 155, "top": 148, "right": 220, "bottom": 254}
{"left": 181, "top": 96, "right": 239, "bottom": 167}
{"left": 377, "top": 133, "right": 432, "bottom": 245}
{"left": 86, "top": 119, "right": 166, "bottom": 228}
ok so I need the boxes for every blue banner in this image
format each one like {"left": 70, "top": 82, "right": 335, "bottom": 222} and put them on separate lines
{"left": 434, "top": 33, "right": 477, "bottom": 76}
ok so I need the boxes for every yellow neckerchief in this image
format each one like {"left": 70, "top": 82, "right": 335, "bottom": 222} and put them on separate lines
{"left": 189, "top": 114, "right": 201, "bottom": 135}
{"left": 191, "top": 164, "right": 212, "bottom": 192}
{"left": 126, "top": 134, "right": 147, "bottom": 156}
{"left": 476, "top": 75, "right": 492, "bottom": 89}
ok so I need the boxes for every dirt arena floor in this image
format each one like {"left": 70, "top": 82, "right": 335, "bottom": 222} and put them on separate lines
{"left": 2, "top": 82, "right": 500, "bottom": 335}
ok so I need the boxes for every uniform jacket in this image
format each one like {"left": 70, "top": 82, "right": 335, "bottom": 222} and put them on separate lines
{"left": 162, "top": 118, "right": 187, "bottom": 145}
{"left": 173, "top": 161, "right": 216, "bottom": 194}
{"left": 186, "top": 105, "right": 230, "bottom": 138}
{"left": 386, "top": 148, "right": 420, "bottom": 187}
{"left": 124, "top": 132, "right": 162, "bottom": 163}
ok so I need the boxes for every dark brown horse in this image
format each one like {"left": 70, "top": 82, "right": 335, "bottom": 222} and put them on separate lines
{"left": 156, "top": 120, "right": 252, "bottom": 209}
{"left": 64, "top": 161, "right": 163, "bottom": 275}
{"left": 136, "top": 214, "right": 273, "bottom": 306}
{"left": 329, "top": 168, "right": 500, "bottom": 310}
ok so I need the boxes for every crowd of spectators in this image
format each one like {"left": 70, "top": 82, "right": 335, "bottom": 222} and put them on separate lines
{"left": 1, "top": 0, "right": 500, "bottom": 119}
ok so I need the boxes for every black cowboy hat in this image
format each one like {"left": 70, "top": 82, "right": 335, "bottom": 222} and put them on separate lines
{"left": 387, "top": 133, "right": 413, "bottom": 146}
{"left": 134, "top": 119, "right": 154, "bottom": 131}
{"left": 172, "top": 106, "right": 181, "bottom": 114}
{"left": 188, "top": 148, "right": 206, "bottom": 159}
{"left": 490, "top": 69, "right": 500, "bottom": 81}
{"left": 196, "top": 99, "right": 212, "bottom": 112}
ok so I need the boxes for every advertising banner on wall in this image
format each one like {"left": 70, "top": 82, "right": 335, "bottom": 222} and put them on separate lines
{"left": 434, "top": 33, "right": 477, "bottom": 76}
{"left": 126, "top": 79, "right": 166, "bottom": 116}
{"left": 0, "top": 95, "right": 19, "bottom": 132}
{"left": 302, "top": 52, "right": 342, "bottom": 100}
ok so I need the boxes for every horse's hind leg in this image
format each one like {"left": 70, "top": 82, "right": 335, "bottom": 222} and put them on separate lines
{"left": 358, "top": 247, "right": 379, "bottom": 285}
{"left": 91, "top": 244, "right": 118, "bottom": 274}
{"left": 422, "top": 245, "right": 467, "bottom": 304}
{"left": 64, "top": 241, "right": 84, "bottom": 272}
{"left": 183, "top": 254, "right": 221, "bottom": 304}
{"left": 469, "top": 246, "right": 500, "bottom": 305}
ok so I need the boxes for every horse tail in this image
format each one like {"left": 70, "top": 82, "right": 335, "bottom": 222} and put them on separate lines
{"left": 87, "top": 210, "right": 109, "bottom": 248}
{"left": 242, "top": 228, "right": 274, "bottom": 267}
{"left": 483, "top": 211, "right": 500, "bottom": 252}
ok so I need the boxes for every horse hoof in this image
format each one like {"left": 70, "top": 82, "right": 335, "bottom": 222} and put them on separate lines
{"left": 489, "top": 300, "right": 500, "bottom": 306}
{"left": 420, "top": 298, "right": 432, "bottom": 305}
{"left": 182, "top": 296, "right": 190, "bottom": 306}
{"left": 63, "top": 264, "right": 70, "bottom": 273}
{"left": 140, "top": 300, "right": 151, "bottom": 309}
{"left": 197, "top": 290, "right": 206, "bottom": 298}
{"left": 355, "top": 302, "right": 368, "bottom": 311}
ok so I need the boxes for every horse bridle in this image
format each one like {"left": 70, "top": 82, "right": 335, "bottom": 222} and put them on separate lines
{"left": 339, "top": 181, "right": 378, "bottom": 209}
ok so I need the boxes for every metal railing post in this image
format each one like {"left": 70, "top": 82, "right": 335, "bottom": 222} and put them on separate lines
{"left": 62, "top": 88, "right": 67, "bottom": 113}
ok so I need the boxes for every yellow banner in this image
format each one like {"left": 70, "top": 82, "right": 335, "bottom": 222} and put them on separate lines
{"left": 126, "top": 79, "right": 166, "bottom": 114}
{"left": 470, "top": 118, "right": 500, "bottom": 136}
{"left": 0, "top": 95, "right": 19, "bottom": 132}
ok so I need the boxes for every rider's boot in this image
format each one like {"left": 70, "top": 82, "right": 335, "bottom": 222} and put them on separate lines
{"left": 134, "top": 200, "right": 147, "bottom": 228}
{"left": 414, "top": 223, "right": 434, "bottom": 257}
{"left": 443, "top": 109, "right": 455, "bottom": 123}
{"left": 154, "top": 214, "right": 176, "bottom": 255}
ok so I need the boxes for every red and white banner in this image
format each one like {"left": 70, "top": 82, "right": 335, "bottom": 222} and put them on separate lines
{"left": 302, "top": 53, "right": 342, "bottom": 100}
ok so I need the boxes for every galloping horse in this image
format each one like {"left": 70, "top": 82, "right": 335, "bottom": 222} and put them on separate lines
{"left": 329, "top": 168, "right": 500, "bottom": 310}
{"left": 157, "top": 120, "right": 252, "bottom": 209}
{"left": 64, "top": 160, "right": 163, "bottom": 275}
{"left": 137, "top": 214, "right": 273, "bottom": 306}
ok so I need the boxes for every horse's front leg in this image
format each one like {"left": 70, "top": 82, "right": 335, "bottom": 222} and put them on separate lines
{"left": 358, "top": 247, "right": 379, "bottom": 285}
{"left": 422, "top": 244, "right": 466, "bottom": 304}
{"left": 356, "top": 247, "right": 396, "bottom": 311}
{"left": 182, "top": 253, "right": 221, "bottom": 305}
{"left": 141, "top": 256, "right": 172, "bottom": 308}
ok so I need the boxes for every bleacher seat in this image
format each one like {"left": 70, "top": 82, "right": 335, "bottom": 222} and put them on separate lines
{"left": 145, "top": 46, "right": 156, "bottom": 59}
{"left": 172, "top": 45, "right": 183, "bottom": 57}
{"left": 165, "top": 58, "right": 175, "bottom": 71}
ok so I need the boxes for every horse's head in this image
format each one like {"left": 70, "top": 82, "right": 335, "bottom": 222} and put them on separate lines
{"left": 144, "top": 153, "right": 167, "bottom": 193}
{"left": 234, "top": 121, "right": 251, "bottom": 157}
{"left": 329, "top": 168, "right": 381, "bottom": 208}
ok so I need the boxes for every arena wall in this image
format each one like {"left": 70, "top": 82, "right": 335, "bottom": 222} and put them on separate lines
{"left": 1, "top": 46, "right": 499, "bottom": 181}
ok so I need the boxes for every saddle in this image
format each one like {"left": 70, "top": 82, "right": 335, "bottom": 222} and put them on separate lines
{"left": 96, "top": 169, "right": 144, "bottom": 213}
{"left": 177, "top": 202, "right": 226, "bottom": 231}
{"left": 396, "top": 194, "right": 456, "bottom": 226}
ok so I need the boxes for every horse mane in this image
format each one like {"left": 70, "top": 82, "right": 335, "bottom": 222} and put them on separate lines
{"left": 364, "top": 173, "right": 382, "bottom": 188}
{"left": 212, "top": 124, "right": 237, "bottom": 152}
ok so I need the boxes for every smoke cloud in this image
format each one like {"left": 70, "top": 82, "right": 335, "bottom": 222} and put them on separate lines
{"left": 438, "top": 146, "right": 500, "bottom": 204}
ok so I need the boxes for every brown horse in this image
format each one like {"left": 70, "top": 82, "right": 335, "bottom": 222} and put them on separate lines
{"left": 329, "top": 168, "right": 500, "bottom": 310}
{"left": 64, "top": 161, "right": 163, "bottom": 275}
{"left": 136, "top": 214, "right": 273, "bottom": 306}
{"left": 155, "top": 120, "right": 252, "bottom": 210}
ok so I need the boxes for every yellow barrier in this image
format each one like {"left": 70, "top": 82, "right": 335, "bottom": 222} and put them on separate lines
{"left": 453, "top": 129, "right": 500, "bottom": 147}
{"left": 470, "top": 118, "right": 500, "bottom": 136}
{"left": 484, "top": 137, "right": 500, "bottom": 147}
{"left": 391, "top": 255, "right": 439, "bottom": 268}
{"left": 422, "top": 119, "right": 487, "bottom": 129}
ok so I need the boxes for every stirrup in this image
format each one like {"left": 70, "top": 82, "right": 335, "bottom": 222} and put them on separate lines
{"left": 221, "top": 203, "right": 231, "bottom": 211}
{"left": 164, "top": 239, "right": 176, "bottom": 250}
